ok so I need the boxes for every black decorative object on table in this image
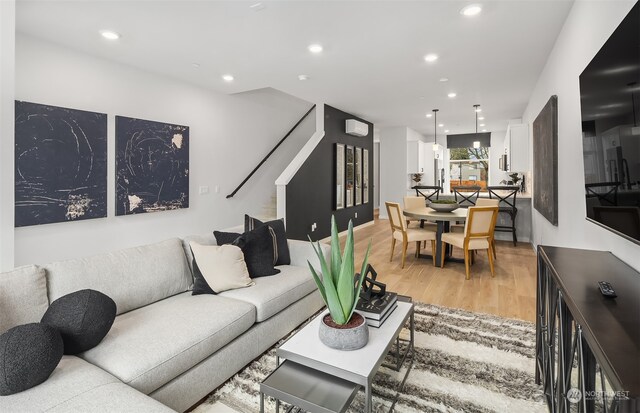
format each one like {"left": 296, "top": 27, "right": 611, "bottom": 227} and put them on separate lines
{"left": 359, "top": 264, "right": 385, "bottom": 302}
{"left": 115, "top": 116, "right": 189, "bottom": 216}
{"left": 0, "top": 323, "right": 63, "bottom": 395}
{"left": 14, "top": 101, "right": 107, "bottom": 227}
{"left": 41, "top": 289, "right": 116, "bottom": 355}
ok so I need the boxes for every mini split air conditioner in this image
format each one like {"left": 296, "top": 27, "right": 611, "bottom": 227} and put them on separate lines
{"left": 345, "top": 119, "right": 369, "bottom": 137}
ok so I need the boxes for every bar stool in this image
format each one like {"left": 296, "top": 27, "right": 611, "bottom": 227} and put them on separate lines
{"left": 453, "top": 186, "right": 481, "bottom": 208}
{"left": 487, "top": 185, "right": 519, "bottom": 246}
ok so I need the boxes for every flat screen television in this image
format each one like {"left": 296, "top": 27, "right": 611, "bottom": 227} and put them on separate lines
{"left": 579, "top": 2, "right": 640, "bottom": 244}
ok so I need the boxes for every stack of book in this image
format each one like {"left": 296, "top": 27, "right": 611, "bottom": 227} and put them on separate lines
{"left": 356, "top": 292, "right": 398, "bottom": 327}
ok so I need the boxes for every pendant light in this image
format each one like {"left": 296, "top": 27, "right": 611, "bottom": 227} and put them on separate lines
{"left": 432, "top": 109, "right": 439, "bottom": 151}
{"left": 473, "top": 104, "right": 481, "bottom": 148}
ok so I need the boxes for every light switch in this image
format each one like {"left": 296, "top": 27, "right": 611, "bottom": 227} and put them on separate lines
{"left": 199, "top": 186, "right": 209, "bottom": 195}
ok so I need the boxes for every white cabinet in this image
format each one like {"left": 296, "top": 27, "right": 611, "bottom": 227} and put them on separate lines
{"left": 504, "top": 124, "right": 529, "bottom": 172}
{"left": 407, "top": 140, "right": 426, "bottom": 173}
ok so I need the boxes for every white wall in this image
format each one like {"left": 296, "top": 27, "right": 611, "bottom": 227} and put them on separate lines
{"left": 522, "top": 0, "right": 639, "bottom": 270}
{"left": 0, "top": 0, "right": 16, "bottom": 271}
{"left": 379, "top": 126, "right": 410, "bottom": 219}
{"left": 13, "top": 35, "right": 315, "bottom": 266}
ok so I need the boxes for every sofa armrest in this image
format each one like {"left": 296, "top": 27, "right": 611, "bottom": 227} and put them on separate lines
{"left": 288, "top": 239, "right": 331, "bottom": 272}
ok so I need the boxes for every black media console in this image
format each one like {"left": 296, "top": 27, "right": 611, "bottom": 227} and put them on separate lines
{"left": 536, "top": 246, "right": 639, "bottom": 413}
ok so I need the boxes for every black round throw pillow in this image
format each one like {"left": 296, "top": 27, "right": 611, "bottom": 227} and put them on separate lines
{"left": 41, "top": 289, "right": 116, "bottom": 355}
{"left": 0, "top": 323, "right": 63, "bottom": 395}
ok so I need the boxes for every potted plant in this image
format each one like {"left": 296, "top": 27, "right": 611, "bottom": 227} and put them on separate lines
{"left": 308, "top": 216, "right": 372, "bottom": 350}
{"left": 411, "top": 173, "right": 423, "bottom": 185}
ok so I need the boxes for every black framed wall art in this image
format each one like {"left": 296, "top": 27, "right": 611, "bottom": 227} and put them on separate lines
{"left": 115, "top": 116, "right": 189, "bottom": 215}
{"left": 14, "top": 101, "right": 107, "bottom": 227}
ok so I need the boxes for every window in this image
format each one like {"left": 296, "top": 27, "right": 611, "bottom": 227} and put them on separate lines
{"left": 449, "top": 147, "right": 489, "bottom": 192}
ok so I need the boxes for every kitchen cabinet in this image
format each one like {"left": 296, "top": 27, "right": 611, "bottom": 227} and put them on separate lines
{"left": 407, "top": 140, "right": 426, "bottom": 173}
{"left": 504, "top": 124, "right": 529, "bottom": 172}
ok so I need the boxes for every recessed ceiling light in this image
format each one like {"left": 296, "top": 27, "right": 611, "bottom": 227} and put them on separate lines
{"left": 482, "top": 129, "right": 487, "bottom": 132}
{"left": 447, "top": 92, "right": 457, "bottom": 98}
{"left": 480, "top": 123, "right": 485, "bottom": 127}
{"left": 250, "top": 2, "right": 265, "bottom": 11}
{"left": 438, "top": 123, "right": 444, "bottom": 127}
{"left": 424, "top": 54, "right": 439, "bottom": 62}
{"left": 478, "top": 116, "right": 485, "bottom": 120}
{"left": 192, "top": 63, "right": 200, "bottom": 68}
{"left": 460, "top": 4, "right": 482, "bottom": 17}
{"left": 222, "top": 74, "right": 234, "bottom": 82}
{"left": 475, "top": 108, "right": 482, "bottom": 113}
{"left": 426, "top": 113, "right": 432, "bottom": 118}
{"left": 100, "top": 30, "right": 121, "bottom": 40}
{"left": 308, "top": 44, "right": 323, "bottom": 53}
{"left": 444, "top": 129, "right": 450, "bottom": 133}
{"left": 439, "top": 77, "right": 449, "bottom": 82}
{"left": 298, "top": 74, "right": 310, "bottom": 81}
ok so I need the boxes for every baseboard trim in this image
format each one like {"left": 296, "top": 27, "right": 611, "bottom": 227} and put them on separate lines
{"left": 319, "top": 220, "right": 375, "bottom": 243}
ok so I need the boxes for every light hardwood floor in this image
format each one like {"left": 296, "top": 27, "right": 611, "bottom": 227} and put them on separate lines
{"left": 340, "top": 215, "right": 538, "bottom": 323}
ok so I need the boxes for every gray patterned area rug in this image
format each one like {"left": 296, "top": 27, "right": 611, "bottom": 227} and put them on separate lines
{"left": 193, "top": 302, "right": 546, "bottom": 413}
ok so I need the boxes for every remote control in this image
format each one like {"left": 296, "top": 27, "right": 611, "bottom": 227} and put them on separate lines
{"left": 598, "top": 281, "right": 617, "bottom": 298}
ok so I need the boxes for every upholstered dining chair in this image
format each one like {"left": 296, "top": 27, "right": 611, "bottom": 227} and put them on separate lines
{"left": 475, "top": 198, "right": 499, "bottom": 260}
{"left": 440, "top": 206, "right": 498, "bottom": 280}
{"left": 385, "top": 201, "right": 437, "bottom": 268}
{"left": 403, "top": 196, "right": 425, "bottom": 227}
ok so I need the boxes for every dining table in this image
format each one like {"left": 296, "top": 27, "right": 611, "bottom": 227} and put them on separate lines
{"left": 403, "top": 206, "right": 468, "bottom": 266}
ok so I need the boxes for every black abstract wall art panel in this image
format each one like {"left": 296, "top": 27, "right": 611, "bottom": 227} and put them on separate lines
{"left": 15, "top": 101, "right": 108, "bottom": 227}
{"left": 115, "top": 116, "right": 189, "bottom": 216}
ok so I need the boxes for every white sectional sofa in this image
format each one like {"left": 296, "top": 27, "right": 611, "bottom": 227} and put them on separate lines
{"left": 0, "top": 231, "right": 328, "bottom": 413}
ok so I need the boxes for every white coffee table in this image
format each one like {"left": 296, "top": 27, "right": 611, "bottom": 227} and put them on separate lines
{"left": 260, "top": 300, "right": 415, "bottom": 413}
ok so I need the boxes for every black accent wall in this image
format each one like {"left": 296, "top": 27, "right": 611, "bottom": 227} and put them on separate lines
{"left": 286, "top": 105, "right": 374, "bottom": 241}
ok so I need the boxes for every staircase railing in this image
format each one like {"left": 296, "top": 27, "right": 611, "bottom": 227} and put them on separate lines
{"left": 226, "top": 104, "right": 316, "bottom": 199}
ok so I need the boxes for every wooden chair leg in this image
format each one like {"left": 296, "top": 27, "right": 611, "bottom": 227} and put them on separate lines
{"left": 415, "top": 241, "right": 420, "bottom": 258}
{"left": 488, "top": 245, "right": 496, "bottom": 277}
{"left": 492, "top": 239, "right": 497, "bottom": 260}
{"left": 389, "top": 238, "right": 396, "bottom": 262}
{"left": 440, "top": 242, "right": 446, "bottom": 268}
{"left": 464, "top": 248, "right": 471, "bottom": 280}
{"left": 430, "top": 240, "right": 436, "bottom": 266}
{"left": 401, "top": 241, "right": 408, "bottom": 269}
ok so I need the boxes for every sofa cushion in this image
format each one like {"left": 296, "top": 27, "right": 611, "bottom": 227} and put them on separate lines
{"left": 0, "top": 265, "right": 49, "bottom": 334}
{"left": 44, "top": 238, "right": 191, "bottom": 316}
{"left": 0, "top": 356, "right": 174, "bottom": 413}
{"left": 219, "top": 265, "right": 317, "bottom": 322}
{"left": 41, "top": 289, "right": 117, "bottom": 354}
{"left": 0, "top": 323, "right": 64, "bottom": 396}
{"left": 80, "top": 292, "right": 255, "bottom": 394}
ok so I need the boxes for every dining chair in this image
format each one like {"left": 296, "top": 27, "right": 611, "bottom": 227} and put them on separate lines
{"left": 440, "top": 206, "right": 498, "bottom": 280}
{"left": 487, "top": 185, "right": 519, "bottom": 246}
{"left": 453, "top": 186, "right": 481, "bottom": 207}
{"left": 475, "top": 198, "right": 499, "bottom": 260}
{"left": 403, "top": 196, "right": 437, "bottom": 230}
{"left": 385, "top": 202, "right": 437, "bottom": 268}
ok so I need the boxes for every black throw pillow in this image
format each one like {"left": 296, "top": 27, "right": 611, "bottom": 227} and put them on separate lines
{"left": 191, "top": 249, "right": 216, "bottom": 295}
{"left": 244, "top": 215, "right": 291, "bottom": 266}
{"left": 41, "top": 289, "right": 116, "bottom": 355}
{"left": 0, "top": 323, "right": 63, "bottom": 395}
{"left": 214, "top": 225, "right": 280, "bottom": 278}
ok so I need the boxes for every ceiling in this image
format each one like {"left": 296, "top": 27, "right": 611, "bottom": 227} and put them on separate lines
{"left": 16, "top": 0, "right": 574, "bottom": 138}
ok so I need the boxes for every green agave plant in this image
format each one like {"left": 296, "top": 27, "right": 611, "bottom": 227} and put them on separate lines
{"left": 308, "top": 216, "right": 372, "bottom": 325}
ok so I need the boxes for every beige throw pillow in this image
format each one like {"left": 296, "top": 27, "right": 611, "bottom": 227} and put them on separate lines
{"left": 189, "top": 242, "right": 254, "bottom": 293}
